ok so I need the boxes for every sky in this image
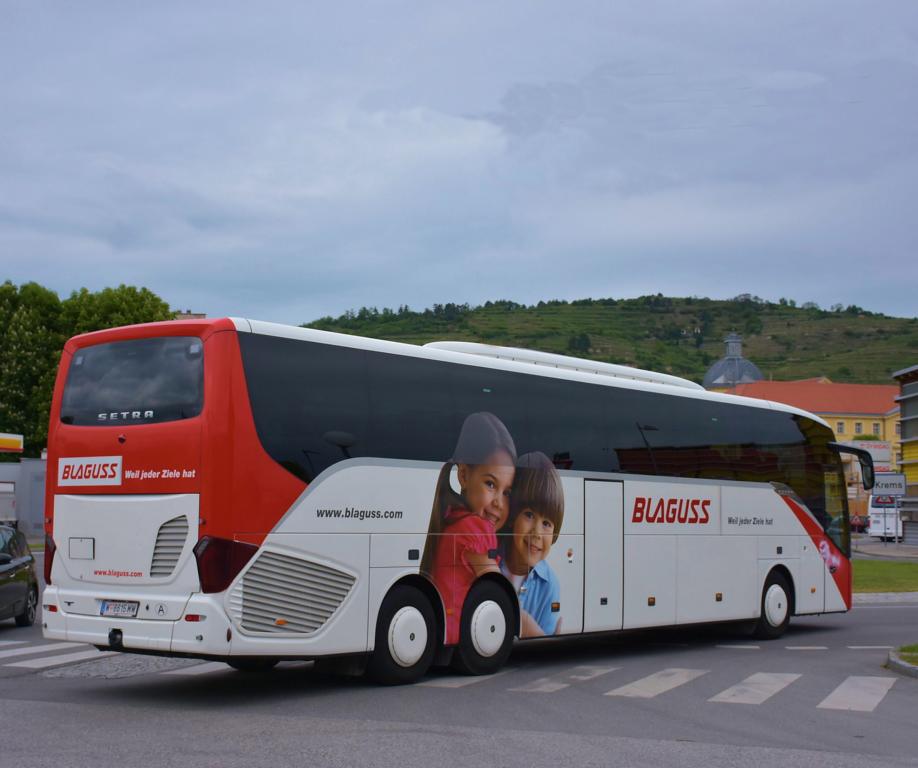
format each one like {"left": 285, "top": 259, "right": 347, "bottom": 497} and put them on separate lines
{"left": 2, "top": 1, "right": 917, "bottom": 324}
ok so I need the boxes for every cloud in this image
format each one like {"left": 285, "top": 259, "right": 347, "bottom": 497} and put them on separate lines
{"left": 0, "top": 0, "right": 916, "bottom": 323}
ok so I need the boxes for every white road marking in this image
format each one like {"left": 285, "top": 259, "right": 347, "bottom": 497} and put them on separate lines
{"left": 818, "top": 676, "right": 896, "bottom": 712}
{"left": 847, "top": 645, "right": 894, "bottom": 650}
{"left": 7, "top": 649, "right": 117, "bottom": 669}
{"left": 569, "top": 665, "right": 619, "bottom": 681}
{"left": 512, "top": 676, "right": 571, "bottom": 693}
{"left": 0, "top": 642, "right": 84, "bottom": 660}
{"left": 715, "top": 645, "right": 760, "bottom": 650}
{"left": 163, "top": 661, "right": 230, "bottom": 676}
{"left": 709, "top": 672, "right": 801, "bottom": 705}
{"left": 785, "top": 646, "right": 828, "bottom": 651}
{"left": 605, "top": 668, "right": 708, "bottom": 699}
{"left": 510, "top": 665, "right": 618, "bottom": 693}
{"left": 0, "top": 641, "right": 27, "bottom": 648}
{"left": 418, "top": 669, "right": 513, "bottom": 688}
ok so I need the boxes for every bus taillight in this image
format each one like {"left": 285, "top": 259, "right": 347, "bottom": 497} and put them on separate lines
{"left": 44, "top": 535, "right": 56, "bottom": 585}
{"left": 193, "top": 536, "right": 258, "bottom": 593}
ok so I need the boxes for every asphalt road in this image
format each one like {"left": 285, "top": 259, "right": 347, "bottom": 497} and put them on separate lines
{"left": 1, "top": 558, "right": 916, "bottom": 768}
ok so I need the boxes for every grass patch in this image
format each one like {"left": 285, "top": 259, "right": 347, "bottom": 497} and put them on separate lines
{"left": 853, "top": 560, "right": 918, "bottom": 593}
{"left": 899, "top": 644, "right": 918, "bottom": 664}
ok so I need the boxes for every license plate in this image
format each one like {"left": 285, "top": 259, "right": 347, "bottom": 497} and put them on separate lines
{"left": 100, "top": 600, "right": 139, "bottom": 618}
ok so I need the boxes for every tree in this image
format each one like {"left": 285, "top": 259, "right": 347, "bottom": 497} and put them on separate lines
{"left": 61, "top": 285, "right": 172, "bottom": 335}
{"left": 567, "top": 333, "right": 591, "bottom": 353}
{"left": 0, "top": 281, "right": 19, "bottom": 332}
{"left": 0, "top": 282, "right": 172, "bottom": 458}
{"left": 0, "top": 283, "right": 65, "bottom": 457}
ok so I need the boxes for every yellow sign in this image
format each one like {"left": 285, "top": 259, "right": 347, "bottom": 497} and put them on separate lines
{"left": 0, "top": 433, "right": 24, "bottom": 453}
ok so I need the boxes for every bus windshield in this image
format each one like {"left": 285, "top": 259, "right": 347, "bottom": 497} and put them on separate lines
{"left": 61, "top": 336, "right": 204, "bottom": 426}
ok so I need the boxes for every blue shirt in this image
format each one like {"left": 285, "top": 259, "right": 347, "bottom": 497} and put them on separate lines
{"left": 500, "top": 558, "right": 561, "bottom": 635}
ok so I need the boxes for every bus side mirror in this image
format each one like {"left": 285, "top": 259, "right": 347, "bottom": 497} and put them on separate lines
{"left": 859, "top": 455, "right": 875, "bottom": 491}
{"left": 829, "top": 442, "right": 875, "bottom": 491}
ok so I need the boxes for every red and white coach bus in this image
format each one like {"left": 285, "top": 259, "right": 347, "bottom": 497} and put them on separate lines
{"left": 42, "top": 318, "right": 874, "bottom": 683}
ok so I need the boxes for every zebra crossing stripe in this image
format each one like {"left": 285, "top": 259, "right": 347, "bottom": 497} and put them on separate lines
{"left": 0, "top": 642, "right": 84, "bottom": 660}
{"left": 568, "top": 665, "right": 619, "bottom": 681}
{"left": 163, "top": 661, "right": 230, "bottom": 676}
{"left": 511, "top": 676, "right": 570, "bottom": 693}
{"left": 7, "top": 649, "right": 118, "bottom": 669}
{"left": 510, "top": 665, "right": 619, "bottom": 693}
{"left": 605, "top": 668, "right": 708, "bottom": 699}
{"left": 419, "top": 669, "right": 513, "bottom": 688}
{"left": 0, "top": 641, "right": 27, "bottom": 648}
{"left": 817, "top": 676, "right": 896, "bottom": 712}
{"left": 709, "top": 672, "right": 801, "bottom": 705}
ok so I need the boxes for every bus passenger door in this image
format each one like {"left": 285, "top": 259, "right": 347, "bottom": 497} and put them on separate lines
{"left": 584, "top": 480, "right": 623, "bottom": 632}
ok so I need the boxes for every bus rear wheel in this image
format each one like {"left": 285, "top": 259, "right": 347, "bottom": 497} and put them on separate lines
{"left": 452, "top": 581, "right": 514, "bottom": 676}
{"left": 753, "top": 571, "right": 791, "bottom": 639}
{"left": 368, "top": 584, "right": 436, "bottom": 685}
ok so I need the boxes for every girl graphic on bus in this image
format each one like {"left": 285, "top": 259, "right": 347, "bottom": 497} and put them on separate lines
{"left": 420, "top": 411, "right": 517, "bottom": 645}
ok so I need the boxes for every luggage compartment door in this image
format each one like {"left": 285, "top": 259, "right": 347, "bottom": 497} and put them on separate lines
{"left": 583, "top": 480, "right": 623, "bottom": 632}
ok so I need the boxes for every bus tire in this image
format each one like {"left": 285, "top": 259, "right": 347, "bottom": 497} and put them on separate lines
{"left": 452, "top": 580, "right": 514, "bottom": 676}
{"left": 226, "top": 658, "right": 279, "bottom": 672}
{"left": 368, "top": 584, "right": 436, "bottom": 685}
{"left": 753, "top": 571, "right": 791, "bottom": 639}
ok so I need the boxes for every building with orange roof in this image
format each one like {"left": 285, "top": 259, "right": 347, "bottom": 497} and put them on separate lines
{"left": 892, "top": 364, "right": 918, "bottom": 524}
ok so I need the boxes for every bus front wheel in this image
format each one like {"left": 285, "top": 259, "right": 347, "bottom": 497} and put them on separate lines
{"left": 368, "top": 584, "right": 436, "bottom": 685}
{"left": 452, "top": 581, "right": 514, "bottom": 676}
{"left": 753, "top": 571, "right": 791, "bottom": 639}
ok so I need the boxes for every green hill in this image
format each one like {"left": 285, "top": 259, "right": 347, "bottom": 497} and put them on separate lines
{"left": 305, "top": 296, "right": 918, "bottom": 385}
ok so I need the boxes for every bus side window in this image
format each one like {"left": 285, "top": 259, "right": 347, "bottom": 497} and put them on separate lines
{"left": 239, "top": 335, "right": 370, "bottom": 482}
{"left": 366, "top": 352, "right": 456, "bottom": 462}
{"left": 449, "top": 366, "right": 532, "bottom": 456}
{"left": 524, "top": 375, "right": 621, "bottom": 473}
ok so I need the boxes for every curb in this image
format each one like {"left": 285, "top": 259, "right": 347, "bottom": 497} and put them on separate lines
{"left": 853, "top": 592, "right": 918, "bottom": 604}
{"left": 886, "top": 651, "right": 918, "bottom": 679}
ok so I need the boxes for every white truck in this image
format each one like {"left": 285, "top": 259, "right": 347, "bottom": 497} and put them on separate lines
{"left": 867, "top": 494, "right": 902, "bottom": 541}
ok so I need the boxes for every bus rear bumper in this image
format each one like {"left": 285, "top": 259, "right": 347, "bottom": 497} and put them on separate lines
{"left": 41, "top": 587, "right": 233, "bottom": 656}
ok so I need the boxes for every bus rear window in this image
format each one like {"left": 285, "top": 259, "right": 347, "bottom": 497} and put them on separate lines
{"left": 61, "top": 337, "right": 203, "bottom": 426}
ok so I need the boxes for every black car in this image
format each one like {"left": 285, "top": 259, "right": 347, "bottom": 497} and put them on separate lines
{"left": 0, "top": 525, "right": 38, "bottom": 627}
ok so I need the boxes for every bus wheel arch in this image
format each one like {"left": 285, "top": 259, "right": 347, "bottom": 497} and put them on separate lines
{"left": 478, "top": 572, "right": 520, "bottom": 639}
{"left": 769, "top": 564, "right": 796, "bottom": 615}
{"left": 452, "top": 576, "right": 517, "bottom": 676}
{"left": 400, "top": 574, "right": 446, "bottom": 646}
{"left": 367, "top": 581, "right": 437, "bottom": 685}
{"left": 753, "top": 567, "right": 794, "bottom": 640}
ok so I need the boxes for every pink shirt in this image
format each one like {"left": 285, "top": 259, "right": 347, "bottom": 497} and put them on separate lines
{"left": 428, "top": 508, "right": 496, "bottom": 645}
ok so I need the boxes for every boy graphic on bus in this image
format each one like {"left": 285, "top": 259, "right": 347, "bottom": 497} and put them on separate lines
{"left": 420, "top": 412, "right": 517, "bottom": 645}
{"left": 499, "top": 451, "right": 565, "bottom": 638}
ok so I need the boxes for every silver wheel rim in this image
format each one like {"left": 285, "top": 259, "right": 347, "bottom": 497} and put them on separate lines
{"left": 764, "top": 583, "right": 788, "bottom": 627}
{"left": 470, "top": 599, "right": 506, "bottom": 658}
{"left": 387, "top": 606, "right": 427, "bottom": 668}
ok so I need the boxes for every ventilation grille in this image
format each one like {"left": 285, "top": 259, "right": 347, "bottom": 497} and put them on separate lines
{"left": 150, "top": 516, "right": 189, "bottom": 577}
{"left": 228, "top": 551, "right": 356, "bottom": 634}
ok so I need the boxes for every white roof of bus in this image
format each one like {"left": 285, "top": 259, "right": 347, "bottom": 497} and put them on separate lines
{"left": 231, "top": 318, "right": 829, "bottom": 428}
